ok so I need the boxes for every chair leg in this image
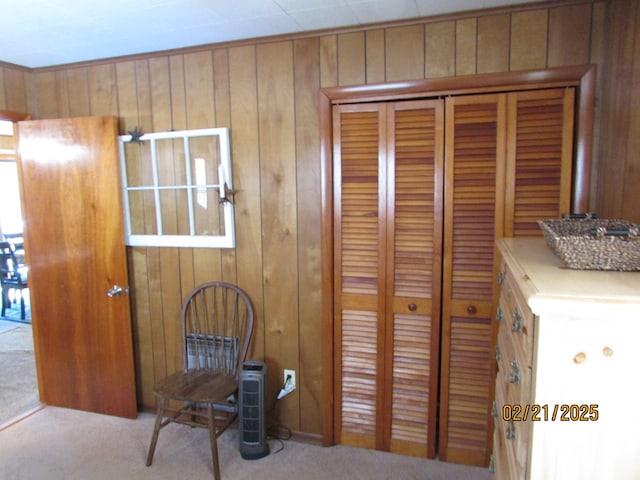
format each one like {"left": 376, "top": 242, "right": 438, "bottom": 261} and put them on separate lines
{"left": 207, "top": 403, "right": 221, "bottom": 480}
{"left": 146, "top": 397, "right": 166, "bottom": 466}
{"left": 20, "top": 296, "right": 25, "bottom": 320}
{"left": 1, "top": 288, "right": 7, "bottom": 317}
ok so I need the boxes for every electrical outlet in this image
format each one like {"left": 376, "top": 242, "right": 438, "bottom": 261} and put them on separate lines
{"left": 284, "top": 369, "right": 296, "bottom": 390}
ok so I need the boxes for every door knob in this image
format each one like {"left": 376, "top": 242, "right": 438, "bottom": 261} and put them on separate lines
{"left": 107, "top": 285, "right": 129, "bottom": 297}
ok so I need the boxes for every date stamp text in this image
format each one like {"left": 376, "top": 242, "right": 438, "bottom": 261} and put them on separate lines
{"left": 501, "top": 404, "right": 599, "bottom": 422}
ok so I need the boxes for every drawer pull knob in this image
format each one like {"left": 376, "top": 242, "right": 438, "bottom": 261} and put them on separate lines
{"left": 496, "top": 305, "right": 503, "bottom": 323}
{"left": 512, "top": 309, "right": 523, "bottom": 333}
{"left": 497, "top": 271, "right": 505, "bottom": 285}
{"left": 573, "top": 352, "right": 587, "bottom": 364}
{"left": 508, "top": 359, "right": 520, "bottom": 384}
{"left": 603, "top": 346, "right": 613, "bottom": 357}
{"left": 408, "top": 303, "right": 417, "bottom": 312}
{"left": 495, "top": 345, "right": 502, "bottom": 362}
{"left": 467, "top": 305, "right": 477, "bottom": 314}
{"left": 506, "top": 421, "right": 517, "bottom": 440}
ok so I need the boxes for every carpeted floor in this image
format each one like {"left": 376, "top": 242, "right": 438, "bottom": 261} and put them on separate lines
{"left": 0, "top": 407, "right": 490, "bottom": 480}
{"left": 0, "top": 319, "right": 40, "bottom": 427}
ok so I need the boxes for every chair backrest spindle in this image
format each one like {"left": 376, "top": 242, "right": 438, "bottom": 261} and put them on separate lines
{"left": 181, "top": 282, "right": 253, "bottom": 378}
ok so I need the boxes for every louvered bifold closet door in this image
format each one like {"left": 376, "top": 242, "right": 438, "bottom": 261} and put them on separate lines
{"left": 385, "top": 100, "right": 443, "bottom": 458}
{"left": 505, "top": 88, "right": 575, "bottom": 236}
{"left": 333, "top": 103, "right": 385, "bottom": 449}
{"left": 333, "top": 100, "right": 443, "bottom": 456}
{"left": 439, "top": 94, "right": 506, "bottom": 467}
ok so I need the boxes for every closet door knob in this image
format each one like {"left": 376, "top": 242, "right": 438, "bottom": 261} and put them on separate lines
{"left": 467, "top": 305, "right": 477, "bottom": 314}
{"left": 408, "top": 303, "right": 417, "bottom": 312}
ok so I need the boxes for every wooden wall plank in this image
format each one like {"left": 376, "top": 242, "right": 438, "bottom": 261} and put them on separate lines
{"left": 456, "top": 18, "right": 478, "bottom": 76}
{"left": 3, "top": 68, "right": 28, "bottom": 113}
{"left": 165, "top": 54, "right": 196, "bottom": 305}
{"left": 0, "top": 68, "right": 6, "bottom": 109}
{"left": 256, "top": 40, "right": 300, "bottom": 430}
{"left": 338, "top": 32, "right": 366, "bottom": 86}
{"left": 65, "top": 68, "right": 91, "bottom": 116}
{"left": 386, "top": 25, "right": 425, "bottom": 81}
{"left": 135, "top": 60, "right": 153, "bottom": 133}
{"left": 588, "top": 1, "right": 607, "bottom": 207}
{"left": 622, "top": 2, "right": 640, "bottom": 222}
{"left": 55, "top": 71, "right": 70, "bottom": 118}
{"left": 117, "top": 59, "right": 157, "bottom": 405}
{"left": 115, "top": 61, "right": 138, "bottom": 132}
{"left": 294, "top": 37, "right": 323, "bottom": 435}
{"left": 548, "top": 3, "right": 592, "bottom": 67}
{"left": 213, "top": 48, "right": 238, "bottom": 285}
{"left": 596, "top": 0, "right": 634, "bottom": 218}
{"left": 88, "top": 64, "right": 117, "bottom": 115}
{"left": 129, "top": 247, "right": 154, "bottom": 407}
{"left": 366, "top": 29, "right": 385, "bottom": 84}
{"left": 510, "top": 9, "right": 549, "bottom": 71}
{"left": 33, "top": 71, "right": 58, "bottom": 119}
{"left": 477, "top": 14, "right": 510, "bottom": 74}
{"left": 183, "top": 51, "right": 220, "bottom": 290}
{"left": 425, "top": 21, "right": 455, "bottom": 78}
{"left": 228, "top": 45, "right": 265, "bottom": 363}
{"left": 320, "top": 35, "right": 338, "bottom": 88}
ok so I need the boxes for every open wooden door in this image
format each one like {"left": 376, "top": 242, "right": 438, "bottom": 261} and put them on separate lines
{"left": 16, "top": 116, "right": 137, "bottom": 418}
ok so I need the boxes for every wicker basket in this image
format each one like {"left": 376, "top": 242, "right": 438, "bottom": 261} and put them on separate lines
{"left": 538, "top": 218, "right": 640, "bottom": 271}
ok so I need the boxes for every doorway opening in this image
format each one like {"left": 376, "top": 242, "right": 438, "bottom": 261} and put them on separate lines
{"left": 0, "top": 116, "right": 40, "bottom": 429}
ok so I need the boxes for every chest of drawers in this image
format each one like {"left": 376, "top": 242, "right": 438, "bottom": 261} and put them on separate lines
{"left": 492, "top": 238, "right": 640, "bottom": 480}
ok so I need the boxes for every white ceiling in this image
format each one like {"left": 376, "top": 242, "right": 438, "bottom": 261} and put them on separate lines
{"left": 1, "top": 0, "right": 541, "bottom": 69}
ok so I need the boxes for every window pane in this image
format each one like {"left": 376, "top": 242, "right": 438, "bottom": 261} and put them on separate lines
{"left": 189, "top": 135, "right": 221, "bottom": 185}
{"left": 123, "top": 142, "right": 153, "bottom": 188}
{"left": 157, "top": 138, "right": 187, "bottom": 187}
{"left": 128, "top": 190, "right": 157, "bottom": 235}
{"left": 159, "top": 189, "right": 190, "bottom": 235}
{"left": 193, "top": 188, "right": 224, "bottom": 236}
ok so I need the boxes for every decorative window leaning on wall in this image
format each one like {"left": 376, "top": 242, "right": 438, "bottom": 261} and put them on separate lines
{"left": 118, "top": 128, "right": 235, "bottom": 248}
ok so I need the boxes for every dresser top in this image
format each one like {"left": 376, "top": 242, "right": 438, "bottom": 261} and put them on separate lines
{"left": 497, "top": 237, "right": 640, "bottom": 318}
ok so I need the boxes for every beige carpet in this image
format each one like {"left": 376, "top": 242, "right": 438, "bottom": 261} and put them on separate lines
{"left": 0, "top": 320, "right": 40, "bottom": 427}
{"left": 0, "top": 406, "right": 490, "bottom": 480}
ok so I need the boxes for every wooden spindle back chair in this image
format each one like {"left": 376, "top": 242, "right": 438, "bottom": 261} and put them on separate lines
{"left": 146, "top": 282, "right": 254, "bottom": 479}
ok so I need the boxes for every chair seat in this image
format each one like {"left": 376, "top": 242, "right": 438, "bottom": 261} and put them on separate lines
{"left": 153, "top": 370, "right": 237, "bottom": 404}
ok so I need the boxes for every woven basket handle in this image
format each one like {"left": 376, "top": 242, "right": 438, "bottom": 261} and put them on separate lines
{"left": 562, "top": 212, "right": 598, "bottom": 220}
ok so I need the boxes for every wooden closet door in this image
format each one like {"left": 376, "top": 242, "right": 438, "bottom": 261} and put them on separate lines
{"left": 439, "top": 94, "right": 506, "bottom": 466}
{"left": 333, "top": 103, "right": 385, "bottom": 450}
{"left": 385, "top": 101, "right": 443, "bottom": 457}
{"left": 505, "top": 88, "right": 575, "bottom": 235}
{"left": 333, "top": 100, "right": 443, "bottom": 456}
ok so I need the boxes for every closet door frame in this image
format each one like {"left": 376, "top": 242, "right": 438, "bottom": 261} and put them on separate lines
{"left": 320, "top": 65, "right": 595, "bottom": 446}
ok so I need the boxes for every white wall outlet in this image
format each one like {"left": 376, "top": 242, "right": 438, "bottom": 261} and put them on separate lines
{"left": 284, "top": 369, "right": 296, "bottom": 390}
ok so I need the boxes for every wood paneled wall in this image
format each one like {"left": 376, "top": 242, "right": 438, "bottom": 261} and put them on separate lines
{"left": 0, "top": 62, "right": 31, "bottom": 115}
{"left": 5, "top": 0, "right": 615, "bottom": 439}
{"left": 596, "top": 0, "right": 640, "bottom": 223}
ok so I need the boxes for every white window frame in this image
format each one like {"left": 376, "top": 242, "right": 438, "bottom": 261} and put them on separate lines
{"left": 118, "top": 128, "right": 235, "bottom": 248}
